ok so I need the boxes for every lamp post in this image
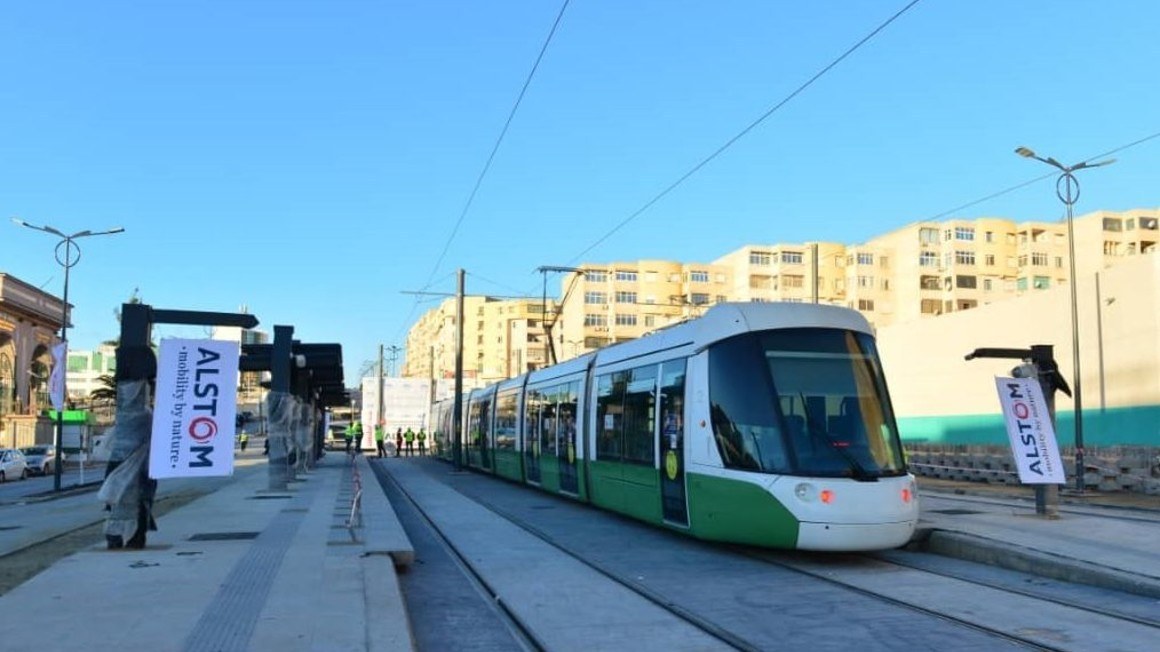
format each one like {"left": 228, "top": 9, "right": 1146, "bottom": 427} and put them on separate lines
{"left": 1013, "top": 148, "right": 1114, "bottom": 494}
{"left": 11, "top": 218, "right": 124, "bottom": 491}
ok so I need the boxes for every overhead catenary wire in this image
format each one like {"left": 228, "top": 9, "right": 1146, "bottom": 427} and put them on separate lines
{"left": 390, "top": 0, "right": 572, "bottom": 346}
{"left": 563, "top": 0, "right": 924, "bottom": 266}
{"left": 924, "top": 128, "right": 1160, "bottom": 222}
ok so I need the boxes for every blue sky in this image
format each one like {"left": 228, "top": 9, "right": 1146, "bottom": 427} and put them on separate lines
{"left": 3, "top": 1, "right": 1158, "bottom": 381}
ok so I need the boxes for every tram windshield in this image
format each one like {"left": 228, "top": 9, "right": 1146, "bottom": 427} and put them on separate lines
{"left": 708, "top": 328, "right": 907, "bottom": 479}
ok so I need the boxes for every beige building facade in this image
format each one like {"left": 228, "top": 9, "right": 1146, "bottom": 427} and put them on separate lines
{"left": 555, "top": 260, "right": 733, "bottom": 359}
{"left": 397, "top": 206, "right": 1160, "bottom": 442}
{"left": 0, "top": 273, "right": 64, "bottom": 444}
{"left": 403, "top": 296, "right": 555, "bottom": 385}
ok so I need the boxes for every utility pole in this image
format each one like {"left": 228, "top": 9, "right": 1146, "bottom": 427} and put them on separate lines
{"left": 453, "top": 269, "right": 465, "bottom": 471}
{"left": 536, "top": 265, "right": 585, "bottom": 365}
{"left": 386, "top": 345, "right": 402, "bottom": 377}
{"left": 377, "top": 344, "right": 385, "bottom": 429}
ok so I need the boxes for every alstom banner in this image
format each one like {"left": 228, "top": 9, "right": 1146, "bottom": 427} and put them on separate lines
{"left": 994, "top": 376, "right": 1066, "bottom": 484}
{"left": 150, "top": 338, "right": 240, "bottom": 479}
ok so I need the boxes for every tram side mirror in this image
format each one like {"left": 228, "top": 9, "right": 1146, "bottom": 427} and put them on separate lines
{"left": 1011, "top": 363, "right": 1038, "bottom": 379}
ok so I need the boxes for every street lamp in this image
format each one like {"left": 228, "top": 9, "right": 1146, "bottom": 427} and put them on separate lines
{"left": 11, "top": 218, "right": 125, "bottom": 491}
{"left": 1014, "top": 147, "right": 1114, "bottom": 494}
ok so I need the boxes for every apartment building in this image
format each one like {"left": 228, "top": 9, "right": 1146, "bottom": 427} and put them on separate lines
{"left": 555, "top": 260, "right": 733, "bottom": 360}
{"left": 843, "top": 208, "right": 1159, "bottom": 328}
{"left": 66, "top": 343, "right": 117, "bottom": 400}
{"left": 397, "top": 207, "right": 1158, "bottom": 384}
{"left": 713, "top": 242, "right": 847, "bottom": 305}
{"left": 402, "top": 296, "right": 554, "bottom": 384}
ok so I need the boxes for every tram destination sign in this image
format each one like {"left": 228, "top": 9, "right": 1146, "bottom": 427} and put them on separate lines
{"left": 994, "top": 376, "right": 1066, "bottom": 484}
{"left": 150, "top": 338, "right": 240, "bottom": 479}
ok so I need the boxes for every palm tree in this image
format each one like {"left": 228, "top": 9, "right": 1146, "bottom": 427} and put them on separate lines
{"left": 89, "top": 374, "right": 117, "bottom": 405}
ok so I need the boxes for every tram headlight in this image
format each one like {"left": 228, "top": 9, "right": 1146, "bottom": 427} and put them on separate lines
{"left": 794, "top": 482, "right": 816, "bottom": 502}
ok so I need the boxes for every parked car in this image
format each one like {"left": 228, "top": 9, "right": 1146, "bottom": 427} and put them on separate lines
{"left": 0, "top": 448, "right": 28, "bottom": 482}
{"left": 20, "top": 445, "right": 60, "bottom": 476}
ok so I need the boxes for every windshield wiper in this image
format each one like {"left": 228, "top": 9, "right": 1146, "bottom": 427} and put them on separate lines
{"left": 797, "top": 393, "right": 875, "bottom": 482}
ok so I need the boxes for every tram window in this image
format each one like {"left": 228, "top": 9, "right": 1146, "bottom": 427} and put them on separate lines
{"left": 622, "top": 365, "right": 657, "bottom": 466}
{"left": 468, "top": 397, "right": 491, "bottom": 449}
{"left": 495, "top": 390, "right": 518, "bottom": 450}
{"left": 709, "top": 335, "right": 791, "bottom": 472}
{"left": 525, "top": 389, "right": 542, "bottom": 451}
{"left": 557, "top": 382, "right": 579, "bottom": 457}
{"left": 596, "top": 373, "right": 625, "bottom": 460}
{"left": 541, "top": 388, "right": 558, "bottom": 456}
{"left": 762, "top": 329, "right": 906, "bottom": 477}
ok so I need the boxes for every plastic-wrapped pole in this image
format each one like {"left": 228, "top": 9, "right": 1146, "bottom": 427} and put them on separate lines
{"left": 99, "top": 379, "right": 157, "bottom": 549}
{"left": 294, "top": 398, "right": 310, "bottom": 474}
{"left": 266, "top": 390, "right": 294, "bottom": 491}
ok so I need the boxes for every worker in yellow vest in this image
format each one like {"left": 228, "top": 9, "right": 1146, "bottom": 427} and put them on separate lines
{"left": 404, "top": 427, "right": 415, "bottom": 456}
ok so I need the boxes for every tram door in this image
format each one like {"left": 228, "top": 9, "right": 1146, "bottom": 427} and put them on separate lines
{"left": 525, "top": 390, "right": 542, "bottom": 485}
{"left": 557, "top": 382, "right": 580, "bottom": 495}
{"left": 659, "top": 360, "right": 688, "bottom": 526}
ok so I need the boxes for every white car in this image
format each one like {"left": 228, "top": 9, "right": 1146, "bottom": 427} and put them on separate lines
{"left": 0, "top": 448, "right": 29, "bottom": 482}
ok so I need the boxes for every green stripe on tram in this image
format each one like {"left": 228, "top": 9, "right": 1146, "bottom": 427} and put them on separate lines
{"left": 686, "top": 473, "right": 799, "bottom": 548}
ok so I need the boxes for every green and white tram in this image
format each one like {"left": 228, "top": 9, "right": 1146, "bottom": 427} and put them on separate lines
{"left": 432, "top": 302, "right": 918, "bottom": 551}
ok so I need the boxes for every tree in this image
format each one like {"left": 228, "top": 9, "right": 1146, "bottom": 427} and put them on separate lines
{"left": 89, "top": 374, "right": 117, "bottom": 405}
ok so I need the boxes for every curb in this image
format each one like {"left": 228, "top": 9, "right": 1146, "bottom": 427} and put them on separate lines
{"left": 924, "top": 529, "right": 1160, "bottom": 600}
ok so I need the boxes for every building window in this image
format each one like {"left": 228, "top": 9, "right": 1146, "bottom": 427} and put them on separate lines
{"left": 857, "top": 253, "right": 874, "bottom": 265}
{"left": 1017, "top": 254, "right": 1028, "bottom": 267}
{"left": 1032, "top": 252, "right": 1048, "bottom": 266}
{"left": 615, "top": 314, "right": 638, "bottom": 326}
{"left": 984, "top": 254, "right": 995, "bottom": 266}
{"left": 944, "top": 229, "right": 953, "bottom": 241}
{"left": 1102, "top": 218, "right": 1122, "bottom": 232}
{"left": 644, "top": 271, "right": 657, "bottom": 282}
{"left": 689, "top": 271, "right": 709, "bottom": 283}
{"left": 1016, "top": 278, "right": 1029, "bottom": 291}
{"left": 956, "top": 275, "right": 977, "bottom": 289}
{"left": 615, "top": 291, "right": 637, "bottom": 304}
{"left": 584, "top": 291, "right": 607, "bottom": 304}
{"left": 615, "top": 270, "right": 638, "bottom": 282}
{"left": 1055, "top": 256, "right": 1063, "bottom": 268}
{"left": 643, "top": 315, "right": 655, "bottom": 327}
{"left": 919, "top": 251, "right": 939, "bottom": 267}
{"left": 858, "top": 299, "right": 875, "bottom": 311}
{"left": 921, "top": 299, "right": 941, "bottom": 314}
{"left": 584, "top": 314, "right": 608, "bottom": 327}
{"left": 781, "top": 251, "right": 803, "bottom": 264}
{"left": 879, "top": 256, "right": 889, "bottom": 269}
{"left": 955, "top": 226, "right": 975, "bottom": 241}
{"left": 983, "top": 278, "right": 992, "bottom": 291}
{"left": 586, "top": 270, "right": 608, "bottom": 282}
{"left": 920, "top": 275, "right": 940, "bottom": 290}
{"left": 955, "top": 250, "right": 976, "bottom": 265}
{"left": 919, "top": 227, "right": 939, "bottom": 244}
{"left": 690, "top": 293, "right": 711, "bottom": 305}
{"left": 985, "top": 231, "right": 994, "bottom": 243}
{"left": 750, "top": 251, "right": 771, "bottom": 265}
{"left": 1033, "top": 276, "right": 1051, "bottom": 289}
{"left": 783, "top": 275, "right": 805, "bottom": 288}
{"left": 857, "top": 275, "right": 873, "bottom": 289}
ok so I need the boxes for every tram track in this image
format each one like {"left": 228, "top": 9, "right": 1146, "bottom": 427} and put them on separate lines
{"left": 373, "top": 464, "right": 550, "bottom": 652}
{"left": 870, "top": 550, "right": 1160, "bottom": 629}
{"left": 390, "top": 476, "right": 757, "bottom": 651}
{"left": 741, "top": 547, "right": 1160, "bottom": 652}
{"left": 382, "top": 459, "right": 1157, "bottom": 651}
